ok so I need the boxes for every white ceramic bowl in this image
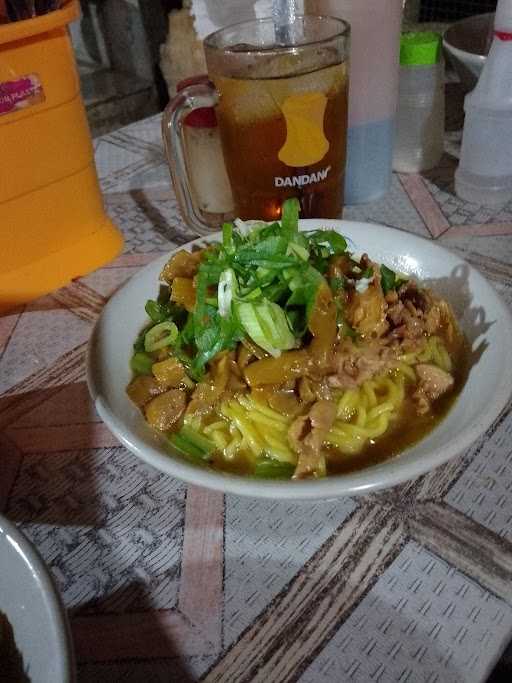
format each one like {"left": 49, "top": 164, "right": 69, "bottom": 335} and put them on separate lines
{"left": 443, "top": 12, "right": 493, "bottom": 92}
{"left": 0, "top": 514, "right": 75, "bottom": 681}
{"left": 87, "top": 219, "right": 512, "bottom": 499}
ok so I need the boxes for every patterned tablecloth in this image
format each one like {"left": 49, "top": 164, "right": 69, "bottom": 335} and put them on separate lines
{"left": 2, "top": 111, "right": 512, "bottom": 683}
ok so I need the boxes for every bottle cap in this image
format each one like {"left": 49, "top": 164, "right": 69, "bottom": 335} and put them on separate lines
{"left": 176, "top": 75, "right": 217, "bottom": 128}
{"left": 399, "top": 32, "right": 442, "bottom": 66}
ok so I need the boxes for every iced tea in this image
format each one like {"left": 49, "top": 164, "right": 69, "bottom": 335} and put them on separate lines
{"left": 164, "top": 16, "right": 350, "bottom": 234}
{"left": 211, "top": 57, "right": 348, "bottom": 221}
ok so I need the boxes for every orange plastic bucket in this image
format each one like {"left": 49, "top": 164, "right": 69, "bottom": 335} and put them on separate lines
{"left": 0, "top": 0, "right": 123, "bottom": 313}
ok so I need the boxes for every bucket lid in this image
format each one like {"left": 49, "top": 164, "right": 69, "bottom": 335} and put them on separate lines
{"left": 400, "top": 31, "right": 442, "bottom": 66}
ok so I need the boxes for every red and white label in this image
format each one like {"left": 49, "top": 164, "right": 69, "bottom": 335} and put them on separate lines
{"left": 495, "top": 30, "right": 512, "bottom": 41}
{"left": 0, "top": 73, "right": 45, "bottom": 116}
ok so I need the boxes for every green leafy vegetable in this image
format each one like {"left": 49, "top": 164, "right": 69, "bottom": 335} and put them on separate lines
{"left": 167, "top": 426, "right": 215, "bottom": 462}
{"left": 134, "top": 200, "right": 357, "bottom": 381}
{"left": 307, "top": 230, "right": 347, "bottom": 256}
{"left": 133, "top": 325, "right": 151, "bottom": 353}
{"left": 380, "top": 264, "right": 408, "bottom": 295}
{"left": 145, "top": 299, "right": 169, "bottom": 324}
{"left": 190, "top": 308, "right": 244, "bottom": 378}
{"left": 130, "top": 352, "right": 153, "bottom": 375}
{"left": 222, "top": 222, "right": 235, "bottom": 254}
{"left": 218, "top": 268, "right": 238, "bottom": 318}
{"left": 236, "top": 300, "right": 295, "bottom": 357}
{"left": 280, "top": 197, "right": 300, "bottom": 241}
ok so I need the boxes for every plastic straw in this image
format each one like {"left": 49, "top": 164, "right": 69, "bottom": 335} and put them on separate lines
{"left": 272, "top": 0, "right": 297, "bottom": 45}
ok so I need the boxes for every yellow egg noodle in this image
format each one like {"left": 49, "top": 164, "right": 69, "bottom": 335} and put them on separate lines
{"left": 184, "top": 335, "right": 449, "bottom": 467}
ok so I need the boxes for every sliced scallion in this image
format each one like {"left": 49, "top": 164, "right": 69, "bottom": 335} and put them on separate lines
{"left": 144, "top": 321, "right": 178, "bottom": 352}
{"left": 167, "top": 426, "right": 215, "bottom": 462}
{"left": 254, "top": 458, "right": 295, "bottom": 479}
{"left": 130, "top": 352, "right": 154, "bottom": 375}
{"left": 236, "top": 300, "right": 295, "bottom": 357}
{"left": 218, "top": 268, "right": 238, "bottom": 318}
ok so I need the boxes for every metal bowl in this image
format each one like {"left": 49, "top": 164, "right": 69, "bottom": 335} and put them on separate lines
{"left": 443, "top": 12, "right": 493, "bottom": 91}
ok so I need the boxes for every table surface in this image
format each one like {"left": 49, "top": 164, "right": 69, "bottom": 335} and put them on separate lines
{"left": 2, "top": 110, "right": 512, "bottom": 683}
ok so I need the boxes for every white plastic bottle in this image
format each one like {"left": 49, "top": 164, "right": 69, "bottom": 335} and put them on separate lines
{"left": 455, "top": 0, "right": 512, "bottom": 207}
{"left": 393, "top": 32, "right": 445, "bottom": 173}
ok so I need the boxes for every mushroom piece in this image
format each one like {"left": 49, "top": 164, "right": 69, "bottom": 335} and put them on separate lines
{"left": 145, "top": 389, "right": 186, "bottom": 431}
{"left": 126, "top": 375, "right": 165, "bottom": 408}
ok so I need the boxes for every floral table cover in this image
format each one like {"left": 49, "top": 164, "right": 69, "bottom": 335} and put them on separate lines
{"left": 1, "top": 112, "right": 512, "bottom": 682}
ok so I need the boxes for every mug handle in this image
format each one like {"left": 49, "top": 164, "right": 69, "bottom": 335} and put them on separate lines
{"left": 162, "top": 82, "right": 232, "bottom": 235}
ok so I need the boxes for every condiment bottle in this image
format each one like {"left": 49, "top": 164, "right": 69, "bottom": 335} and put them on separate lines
{"left": 455, "top": 0, "right": 512, "bottom": 207}
{"left": 176, "top": 76, "right": 234, "bottom": 219}
{"left": 393, "top": 32, "right": 445, "bottom": 173}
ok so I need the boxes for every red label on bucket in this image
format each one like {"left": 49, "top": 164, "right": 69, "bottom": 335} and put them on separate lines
{"left": 0, "top": 74, "right": 45, "bottom": 116}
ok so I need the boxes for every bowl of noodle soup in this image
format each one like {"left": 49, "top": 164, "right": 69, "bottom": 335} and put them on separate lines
{"left": 87, "top": 216, "right": 512, "bottom": 499}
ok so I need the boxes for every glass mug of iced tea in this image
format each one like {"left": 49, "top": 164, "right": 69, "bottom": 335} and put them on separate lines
{"left": 163, "top": 15, "right": 350, "bottom": 234}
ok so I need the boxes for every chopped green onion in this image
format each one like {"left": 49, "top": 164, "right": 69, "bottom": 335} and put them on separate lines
{"left": 281, "top": 197, "right": 300, "bottom": 241}
{"left": 287, "top": 241, "right": 309, "bottom": 261}
{"left": 222, "top": 222, "right": 235, "bottom": 254}
{"left": 218, "top": 268, "right": 238, "bottom": 318}
{"left": 130, "top": 352, "right": 154, "bottom": 375}
{"left": 167, "top": 426, "right": 215, "bottom": 462}
{"left": 168, "top": 434, "right": 206, "bottom": 461}
{"left": 144, "top": 321, "right": 178, "bottom": 352}
{"left": 241, "top": 287, "right": 262, "bottom": 301}
{"left": 236, "top": 300, "right": 295, "bottom": 357}
{"left": 254, "top": 459, "right": 295, "bottom": 479}
{"left": 308, "top": 230, "right": 347, "bottom": 255}
{"left": 133, "top": 325, "right": 151, "bottom": 352}
{"left": 180, "top": 425, "right": 216, "bottom": 453}
{"left": 380, "top": 264, "right": 403, "bottom": 295}
{"left": 145, "top": 299, "right": 168, "bottom": 323}
{"left": 286, "top": 309, "right": 307, "bottom": 337}
{"left": 282, "top": 268, "right": 297, "bottom": 282}
{"left": 236, "top": 302, "right": 272, "bottom": 355}
{"left": 132, "top": 200, "right": 363, "bottom": 390}
{"left": 262, "top": 281, "right": 289, "bottom": 302}
{"left": 256, "top": 266, "right": 271, "bottom": 279}
{"left": 288, "top": 275, "right": 303, "bottom": 292}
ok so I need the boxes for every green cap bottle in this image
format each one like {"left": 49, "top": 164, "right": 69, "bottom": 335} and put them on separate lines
{"left": 399, "top": 31, "right": 442, "bottom": 66}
